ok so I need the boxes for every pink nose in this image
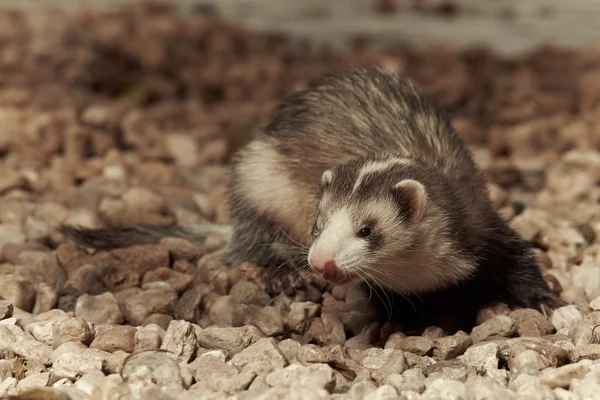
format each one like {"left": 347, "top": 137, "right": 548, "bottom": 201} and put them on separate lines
{"left": 310, "top": 258, "right": 339, "bottom": 281}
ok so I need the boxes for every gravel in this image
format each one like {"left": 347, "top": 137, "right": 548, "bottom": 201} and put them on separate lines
{"left": 0, "top": 2, "right": 599, "bottom": 399}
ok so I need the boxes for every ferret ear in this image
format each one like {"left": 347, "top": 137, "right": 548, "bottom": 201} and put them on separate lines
{"left": 321, "top": 170, "right": 333, "bottom": 186}
{"left": 392, "top": 179, "right": 428, "bottom": 222}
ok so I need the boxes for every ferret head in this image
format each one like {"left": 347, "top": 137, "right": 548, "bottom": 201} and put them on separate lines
{"left": 307, "top": 156, "right": 474, "bottom": 294}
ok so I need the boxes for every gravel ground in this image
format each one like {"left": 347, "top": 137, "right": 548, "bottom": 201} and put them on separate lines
{"left": 1, "top": 2, "right": 600, "bottom": 399}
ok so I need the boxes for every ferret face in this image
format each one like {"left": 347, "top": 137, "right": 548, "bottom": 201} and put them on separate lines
{"left": 307, "top": 159, "right": 430, "bottom": 289}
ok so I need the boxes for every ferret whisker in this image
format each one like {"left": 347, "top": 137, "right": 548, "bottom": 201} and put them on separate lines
{"left": 361, "top": 266, "right": 420, "bottom": 310}
{"left": 278, "top": 229, "right": 309, "bottom": 250}
{"left": 356, "top": 269, "right": 392, "bottom": 320}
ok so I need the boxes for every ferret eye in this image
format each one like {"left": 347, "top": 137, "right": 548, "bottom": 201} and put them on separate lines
{"left": 357, "top": 227, "right": 371, "bottom": 238}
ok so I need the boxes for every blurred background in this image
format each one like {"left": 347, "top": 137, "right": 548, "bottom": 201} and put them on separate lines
{"left": 0, "top": 0, "right": 598, "bottom": 224}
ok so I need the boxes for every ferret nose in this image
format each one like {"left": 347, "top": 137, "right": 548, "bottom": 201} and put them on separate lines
{"left": 310, "top": 258, "right": 339, "bottom": 281}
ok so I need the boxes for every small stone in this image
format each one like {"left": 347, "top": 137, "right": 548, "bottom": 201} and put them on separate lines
{"left": 120, "top": 351, "right": 183, "bottom": 389}
{"left": 385, "top": 369, "right": 426, "bottom": 394}
{"left": 509, "top": 308, "right": 554, "bottom": 337}
{"left": 229, "top": 338, "right": 287, "bottom": 369}
{"left": 590, "top": 296, "right": 600, "bottom": 311}
{"left": 0, "top": 377, "right": 17, "bottom": 397}
{"left": 504, "top": 338, "right": 568, "bottom": 367}
{"left": 11, "top": 340, "right": 53, "bottom": 366}
{"left": 174, "top": 284, "right": 206, "bottom": 321}
{"left": 159, "top": 237, "right": 203, "bottom": 261}
{"left": 347, "top": 380, "right": 378, "bottom": 398}
{"left": 16, "top": 372, "right": 50, "bottom": 392}
{"left": 189, "top": 354, "right": 255, "bottom": 393}
{"left": 51, "top": 341, "right": 87, "bottom": 363}
{"left": 142, "top": 267, "right": 193, "bottom": 294}
{"left": 425, "top": 360, "right": 470, "bottom": 384}
{"left": 464, "top": 375, "right": 516, "bottom": 400}
{"left": 52, "top": 317, "right": 94, "bottom": 348}
{"left": 75, "top": 292, "right": 124, "bottom": 325}
{"left": 422, "top": 326, "right": 445, "bottom": 340}
{"left": 306, "top": 312, "right": 346, "bottom": 346}
{"left": 471, "top": 315, "right": 515, "bottom": 343}
{"left": 476, "top": 302, "right": 511, "bottom": 325}
{"left": 62, "top": 263, "right": 104, "bottom": 296}
{"left": 286, "top": 302, "right": 321, "bottom": 333}
{"left": 363, "top": 384, "right": 398, "bottom": 400}
{"left": 0, "top": 274, "right": 35, "bottom": 312}
{"left": 568, "top": 344, "right": 600, "bottom": 362}
{"left": 0, "top": 300, "right": 13, "bottom": 319}
{"left": 433, "top": 331, "right": 473, "bottom": 360}
{"left": 266, "top": 363, "right": 335, "bottom": 391}
{"left": 134, "top": 327, "right": 162, "bottom": 352}
{"left": 122, "top": 286, "right": 178, "bottom": 326}
{"left": 196, "top": 326, "right": 263, "bottom": 357}
{"left": 278, "top": 339, "right": 301, "bottom": 363}
{"left": 460, "top": 342, "right": 499, "bottom": 373}
{"left": 208, "top": 295, "right": 244, "bottom": 327}
{"left": 243, "top": 305, "right": 284, "bottom": 336}
{"left": 421, "top": 378, "right": 467, "bottom": 400}
{"left": 97, "top": 244, "right": 170, "bottom": 291}
{"left": 552, "top": 305, "right": 584, "bottom": 331}
{"left": 508, "top": 349, "right": 550, "bottom": 372}
{"left": 509, "top": 374, "right": 554, "bottom": 399}
{"left": 52, "top": 351, "right": 104, "bottom": 380}
{"left": 142, "top": 313, "right": 173, "bottom": 330}
{"left": 539, "top": 363, "right": 589, "bottom": 388}
{"left": 105, "top": 351, "right": 129, "bottom": 375}
{"left": 229, "top": 280, "right": 270, "bottom": 306}
{"left": 90, "top": 325, "right": 136, "bottom": 353}
{"left": 160, "top": 320, "right": 198, "bottom": 363}
{"left": 385, "top": 334, "right": 434, "bottom": 356}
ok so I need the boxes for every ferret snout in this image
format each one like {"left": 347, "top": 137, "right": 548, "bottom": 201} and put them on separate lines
{"left": 309, "top": 257, "right": 339, "bottom": 281}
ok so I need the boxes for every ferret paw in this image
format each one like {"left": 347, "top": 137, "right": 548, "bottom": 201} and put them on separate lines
{"left": 551, "top": 305, "right": 583, "bottom": 331}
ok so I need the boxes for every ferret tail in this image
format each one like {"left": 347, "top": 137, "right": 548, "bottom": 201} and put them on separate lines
{"left": 59, "top": 223, "right": 232, "bottom": 251}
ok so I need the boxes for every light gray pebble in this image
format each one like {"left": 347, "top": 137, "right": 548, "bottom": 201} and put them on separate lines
{"left": 51, "top": 341, "right": 88, "bottom": 363}
{"left": 286, "top": 302, "right": 321, "bottom": 332}
{"left": 52, "top": 351, "right": 104, "bottom": 380}
{"left": 11, "top": 339, "right": 53, "bottom": 366}
{"left": 465, "top": 375, "right": 516, "bottom": 400}
{"left": 509, "top": 374, "right": 555, "bottom": 399}
{"left": 106, "top": 350, "right": 130, "bottom": 375}
{"left": 265, "top": 363, "right": 335, "bottom": 391}
{"left": 508, "top": 349, "right": 550, "bottom": 372}
{"left": 52, "top": 317, "right": 94, "bottom": 348}
{"left": 433, "top": 331, "right": 473, "bottom": 360}
{"left": 539, "top": 363, "right": 589, "bottom": 389}
{"left": 121, "top": 351, "right": 183, "bottom": 390}
{"left": 243, "top": 305, "right": 285, "bottom": 336}
{"left": 460, "top": 342, "right": 499, "bottom": 373}
{"left": 384, "top": 371, "right": 425, "bottom": 394}
{"left": 420, "top": 378, "right": 467, "bottom": 400}
{"left": 363, "top": 385, "right": 398, "bottom": 400}
{"left": 229, "top": 338, "right": 287, "bottom": 368}
{"left": 0, "top": 377, "right": 17, "bottom": 397}
{"left": 0, "top": 300, "right": 13, "bottom": 320}
{"left": 160, "top": 320, "right": 197, "bottom": 363}
{"left": 134, "top": 327, "right": 162, "bottom": 352}
{"left": 196, "top": 326, "right": 263, "bottom": 357}
{"left": 470, "top": 315, "right": 516, "bottom": 343}
{"left": 188, "top": 354, "right": 255, "bottom": 393}
{"left": 385, "top": 333, "right": 434, "bottom": 356}
{"left": 90, "top": 325, "right": 136, "bottom": 353}
{"left": 568, "top": 344, "right": 600, "bottom": 363}
{"left": 16, "top": 372, "right": 50, "bottom": 393}
{"left": 75, "top": 292, "right": 124, "bottom": 325}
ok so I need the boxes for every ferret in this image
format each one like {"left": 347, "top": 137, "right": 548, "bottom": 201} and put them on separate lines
{"left": 61, "top": 66, "right": 580, "bottom": 333}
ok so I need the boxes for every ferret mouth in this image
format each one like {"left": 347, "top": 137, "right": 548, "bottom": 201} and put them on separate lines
{"left": 318, "top": 268, "right": 356, "bottom": 285}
